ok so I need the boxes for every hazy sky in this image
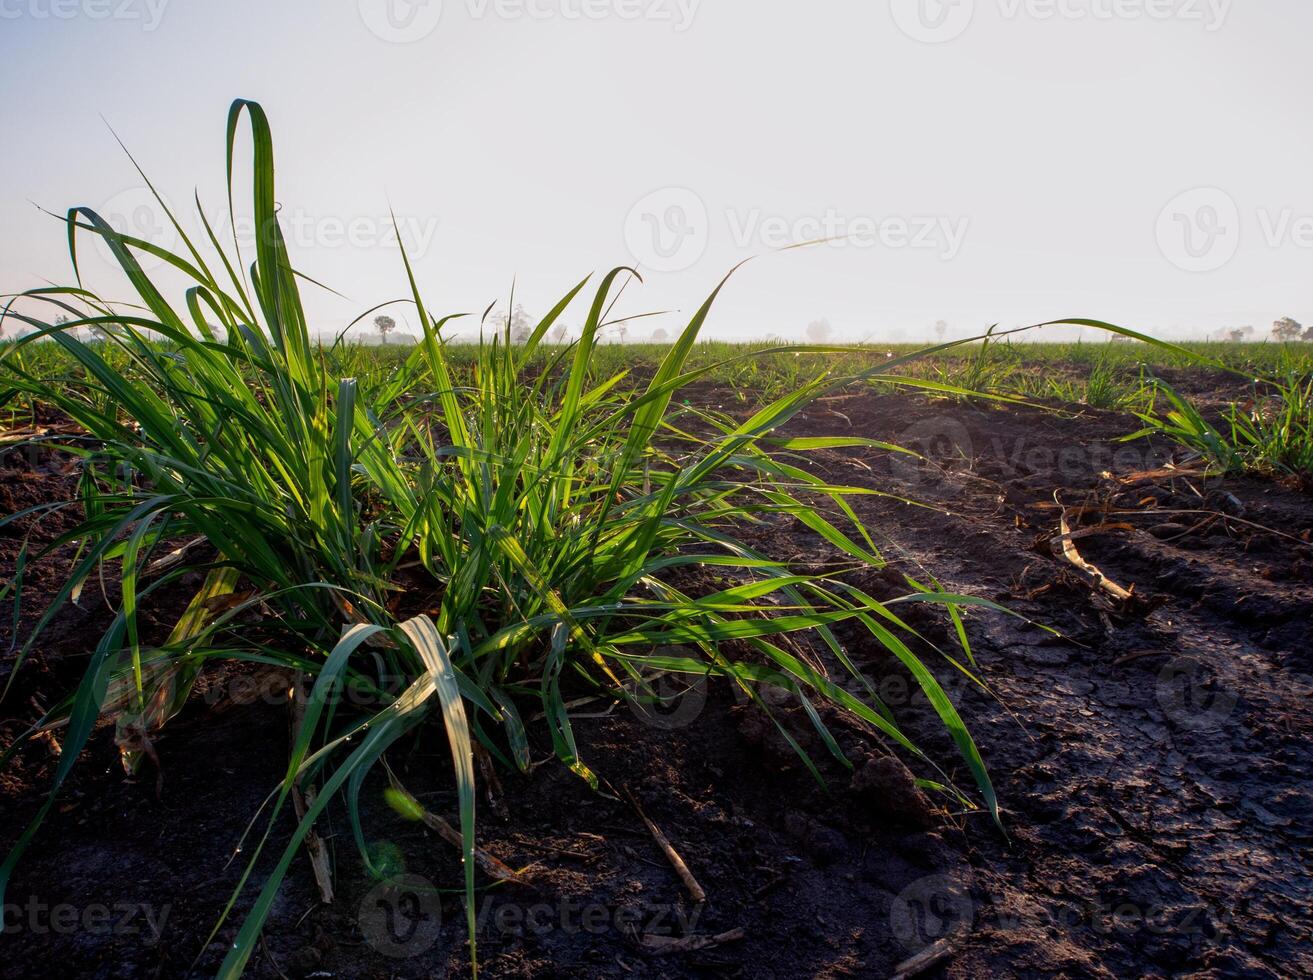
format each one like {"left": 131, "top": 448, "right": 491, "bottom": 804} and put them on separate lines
{"left": 2, "top": 0, "right": 1311, "bottom": 342}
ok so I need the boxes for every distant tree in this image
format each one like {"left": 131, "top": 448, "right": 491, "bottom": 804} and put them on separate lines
{"left": 550, "top": 322, "right": 569, "bottom": 344}
{"left": 613, "top": 322, "right": 628, "bottom": 344}
{"left": 651, "top": 327, "right": 669, "bottom": 344}
{"left": 1272, "top": 316, "right": 1303, "bottom": 341}
{"left": 489, "top": 305, "right": 533, "bottom": 343}
{"left": 509, "top": 305, "right": 533, "bottom": 344}
{"left": 1225, "top": 325, "right": 1254, "bottom": 342}
{"left": 374, "top": 314, "right": 397, "bottom": 344}
{"left": 1305, "top": 325, "right": 1313, "bottom": 342}
{"left": 805, "top": 318, "right": 832, "bottom": 343}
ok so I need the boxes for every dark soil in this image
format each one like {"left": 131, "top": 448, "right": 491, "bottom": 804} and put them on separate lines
{"left": 2, "top": 386, "right": 1311, "bottom": 979}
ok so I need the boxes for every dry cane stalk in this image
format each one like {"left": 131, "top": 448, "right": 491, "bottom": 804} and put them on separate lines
{"left": 290, "top": 674, "right": 334, "bottom": 904}
{"left": 623, "top": 787, "right": 707, "bottom": 904}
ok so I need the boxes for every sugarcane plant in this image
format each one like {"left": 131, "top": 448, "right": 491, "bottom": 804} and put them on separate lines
{"left": 0, "top": 99, "right": 1014, "bottom": 976}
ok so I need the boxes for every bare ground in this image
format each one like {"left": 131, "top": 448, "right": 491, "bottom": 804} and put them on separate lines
{"left": 2, "top": 386, "right": 1311, "bottom": 979}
